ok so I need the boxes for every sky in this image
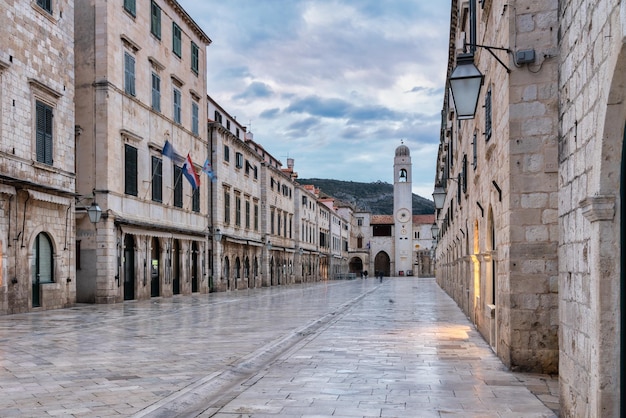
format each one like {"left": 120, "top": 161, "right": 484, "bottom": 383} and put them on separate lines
{"left": 177, "top": 0, "right": 451, "bottom": 199}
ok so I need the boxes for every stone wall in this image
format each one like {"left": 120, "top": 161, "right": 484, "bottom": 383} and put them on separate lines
{"left": 0, "top": 0, "right": 76, "bottom": 314}
{"left": 558, "top": 1, "right": 622, "bottom": 416}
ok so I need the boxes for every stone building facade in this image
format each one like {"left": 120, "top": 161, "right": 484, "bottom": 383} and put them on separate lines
{"left": 434, "top": 0, "right": 560, "bottom": 373}
{"left": 558, "top": 1, "right": 624, "bottom": 416}
{"left": 74, "top": 0, "right": 211, "bottom": 302}
{"left": 437, "top": 0, "right": 626, "bottom": 415}
{"left": 0, "top": 0, "right": 76, "bottom": 313}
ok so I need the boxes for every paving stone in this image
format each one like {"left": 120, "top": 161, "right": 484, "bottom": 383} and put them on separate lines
{"left": 0, "top": 278, "right": 558, "bottom": 417}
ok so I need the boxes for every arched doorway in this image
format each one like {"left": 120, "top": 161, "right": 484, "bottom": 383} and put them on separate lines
{"left": 151, "top": 237, "right": 161, "bottom": 297}
{"left": 348, "top": 257, "right": 363, "bottom": 274}
{"left": 374, "top": 251, "right": 390, "bottom": 277}
{"left": 235, "top": 256, "right": 241, "bottom": 289}
{"left": 172, "top": 239, "right": 180, "bottom": 295}
{"left": 191, "top": 242, "right": 199, "bottom": 292}
{"left": 32, "top": 232, "right": 53, "bottom": 307}
{"left": 123, "top": 234, "right": 135, "bottom": 300}
{"left": 245, "top": 256, "right": 250, "bottom": 288}
{"left": 223, "top": 256, "right": 230, "bottom": 290}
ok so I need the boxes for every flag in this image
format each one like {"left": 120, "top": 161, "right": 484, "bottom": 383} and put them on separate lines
{"left": 161, "top": 140, "right": 185, "bottom": 165}
{"left": 202, "top": 158, "right": 215, "bottom": 180}
{"left": 182, "top": 154, "right": 200, "bottom": 189}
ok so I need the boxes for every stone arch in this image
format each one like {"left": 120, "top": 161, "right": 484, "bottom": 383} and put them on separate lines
{"left": 374, "top": 251, "right": 390, "bottom": 277}
{"left": 348, "top": 256, "right": 363, "bottom": 274}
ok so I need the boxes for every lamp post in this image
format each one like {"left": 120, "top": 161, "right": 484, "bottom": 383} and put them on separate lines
{"left": 432, "top": 185, "right": 446, "bottom": 210}
{"left": 449, "top": 53, "right": 484, "bottom": 119}
{"left": 431, "top": 223, "right": 440, "bottom": 240}
{"left": 86, "top": 201, "right": 102, "bottom": 224}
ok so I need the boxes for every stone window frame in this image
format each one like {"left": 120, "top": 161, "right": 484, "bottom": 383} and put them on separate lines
{"left": 172, "top": 22, "right": 182, "bottom": 58}
{"left": 123, "top": 0, "right": 136, "bottom": 18}
{"left": 150, "top": 1, "right": 162, "bottom": 40}
{"left": 191, "top": 42, "right": 199, "bottom": 75}
{"left": 29, "top": 78, "right": 62, "bottom": 168}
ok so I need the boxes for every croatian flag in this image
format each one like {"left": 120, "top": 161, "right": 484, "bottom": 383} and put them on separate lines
{"left": 182, "top": 154, "right": 200, "bottom": 189}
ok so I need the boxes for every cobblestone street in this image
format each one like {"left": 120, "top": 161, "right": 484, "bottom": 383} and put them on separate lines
{"left": 0, "top": 278, "right": 558, "bottom": 417}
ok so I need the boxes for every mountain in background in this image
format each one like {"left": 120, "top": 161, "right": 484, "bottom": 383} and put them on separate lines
{"left": 297, "top": 178, "right": 435, "bottom": 215}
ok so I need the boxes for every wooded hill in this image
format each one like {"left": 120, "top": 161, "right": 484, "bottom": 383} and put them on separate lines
{"left": 297, "top": 178, "right": 435, "bottom": 215}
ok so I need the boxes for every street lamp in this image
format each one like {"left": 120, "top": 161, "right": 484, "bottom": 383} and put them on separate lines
{"left": 87, "top": 201, "right": 102, "bottom": 224}
{"left": 432, "top": 185, "right": 446, "bottom": 210}
{"left": 431, "top": 223, "right": 440, "bottom": 240}
{"left": 213, "top": 228, "right": 222, "bottom": 242}
{"left": 449, "top": 53, "right": 484, "bottom": 119}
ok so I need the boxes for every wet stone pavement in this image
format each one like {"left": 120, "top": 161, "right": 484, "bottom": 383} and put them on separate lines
{"left": 0, "top": 278, "right": 558, "bottom": 417}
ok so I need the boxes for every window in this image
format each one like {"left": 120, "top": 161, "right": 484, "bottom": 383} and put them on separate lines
{"left": 124, "top": 144, "right": 138, "bottom": 196}
{"left": 173, "top": 165, "right": 183, "bottom": 207}
{"left": 357, "top": 218, "right": 363, "bottom": 226}
{"left": 472, "top": 132, "right": 477, "bottom": 169}
{"left": 245, "top": 200, "right": 250, "bottom": 229}
{"left": 151, "top": 73, "right": 161, "bottom": 112}
{"left": 254, "top": 203, "right": 259, "bottom": 231}
{"left": 224, "top": 190, "right": 230, "bottom": 224}
{"left": 235, "top": 195, "right": 241, "bottom": 226}
{"left": 124, "top": 52, "right": 135, "bottom": 96}
{"left": 151, "top": 156, "right": 162, "bottom": 202}
{"left": 35, "top": 101, "right": 53, "bottom": 165}
{"left": 235, "top": 152, "right": 243, "bottom": 168}
{"left": 271, "top": 209, "right": 275, "bottom": 234}
{"left": 245, "top": 160, "right": 250, "bottom": 175}
{"left": 151, "top": 1, "right": 161, "bottom": 39}
{"left": 172, "top": 22, "right": 182, "bottom": 57}
{"left": 124, "top": 0, "right": 135, "bottom": 16}
{"left": 37, "top": 0, "right": 52, "bottom": 14}
{"left": 214, "top": 111, "right": 222, "bottom": 124}
{"left": 173, "top": 88, "right": 181, "bottom": 123}
{"left": 224, "top": 145, "right": 230, "bottom": 162}
{"left": 485, "top": 86, "right": 492, "bottom": 141}
{"left": 462, "top": 154, "right": 468, "bottom": 194}
{"left": 192, "top": 187, "right": 200, "bottom": 212}
{"left": 226, "top": 120, "right": 231, "bottom": 130}
{"left": 253, "top": 166, "right": 258, "bottom": 179}
{"left": 192, "top": 101, "right": 199, "bottom": 135}
{"left": 191, "top": 42, "right": 199, "bottom": 74}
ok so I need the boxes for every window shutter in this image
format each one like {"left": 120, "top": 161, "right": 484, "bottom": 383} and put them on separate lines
{"left": 485, "top": 87, "right": 492, "bottom": 141}
{"left": 36, "top": 102, "right": 46, "bottom": 163}
{"left": 151, "top": 2, "right": 161, "bottom": 39}
{"left": 125, "top": 145, "right": 138, "bottom": 196}
{"left": 192, "top": 188, "right": 200, "bottom": 212}
{"left": 152, "top": 156, "right": 162, "bottom": 202}
{"left": 44, "top": 106, "right": 53, "bottom": 165}
{"left": 174, "top": 165, "right": 183, "bottom": 207}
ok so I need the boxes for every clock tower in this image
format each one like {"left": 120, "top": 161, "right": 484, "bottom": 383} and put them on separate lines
{"left": 393, "top": 142, "right": 413, "bottom": 275}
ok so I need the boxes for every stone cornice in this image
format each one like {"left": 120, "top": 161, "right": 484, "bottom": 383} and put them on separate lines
{"left": 581, "top": 194, "right": 616, "bottom": 222}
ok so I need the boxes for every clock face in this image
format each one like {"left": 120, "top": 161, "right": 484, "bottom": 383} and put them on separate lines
{"left": 396, "top": 208, "right": 411, "bottom": 222}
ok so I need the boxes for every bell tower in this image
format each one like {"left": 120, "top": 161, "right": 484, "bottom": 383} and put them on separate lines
{"left": 393, "top": 142, "right": 413, "bottom": 276}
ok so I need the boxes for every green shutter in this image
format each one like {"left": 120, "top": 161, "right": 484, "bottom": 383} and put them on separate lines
{"left": 124, "top": 0, "right": 136, "bottom": 16}
{"left": 151, "top": 2, "right": 161, "bottom": 39}
{"left": 125, "top": 145, "right": 138, "bottom": 196}
{"left": 36, "top": 101, "right": 53, "bottom": 165}
{"left": 152, "top": 156, "right": 162, "bottom": 202}
{"left": 174, "top": 165, "right": 183, "bottom": 207}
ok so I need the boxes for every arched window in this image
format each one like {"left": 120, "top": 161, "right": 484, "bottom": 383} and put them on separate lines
{"left": 244, "top": 256, "right": 250, "bottom": 278}
{"left": 235, "top": 257, "right": 241, "bottom": 278}
{"left": 399, "top": 169, "right": 407, "bottom": 182}
{"left": 32, "top": 232, "right": 53, "bottom": 307}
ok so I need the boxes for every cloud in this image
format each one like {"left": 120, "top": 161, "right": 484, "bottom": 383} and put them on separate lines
{"left": 233, "top": 81, "right": 275, "bottom": 100}
{"left": 178, "top": 0, "right": 451, "bottom": 198}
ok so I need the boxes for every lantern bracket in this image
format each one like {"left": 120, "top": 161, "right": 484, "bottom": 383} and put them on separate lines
{"left": 465, "top": 42, "right": 511, "bottom": 73}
